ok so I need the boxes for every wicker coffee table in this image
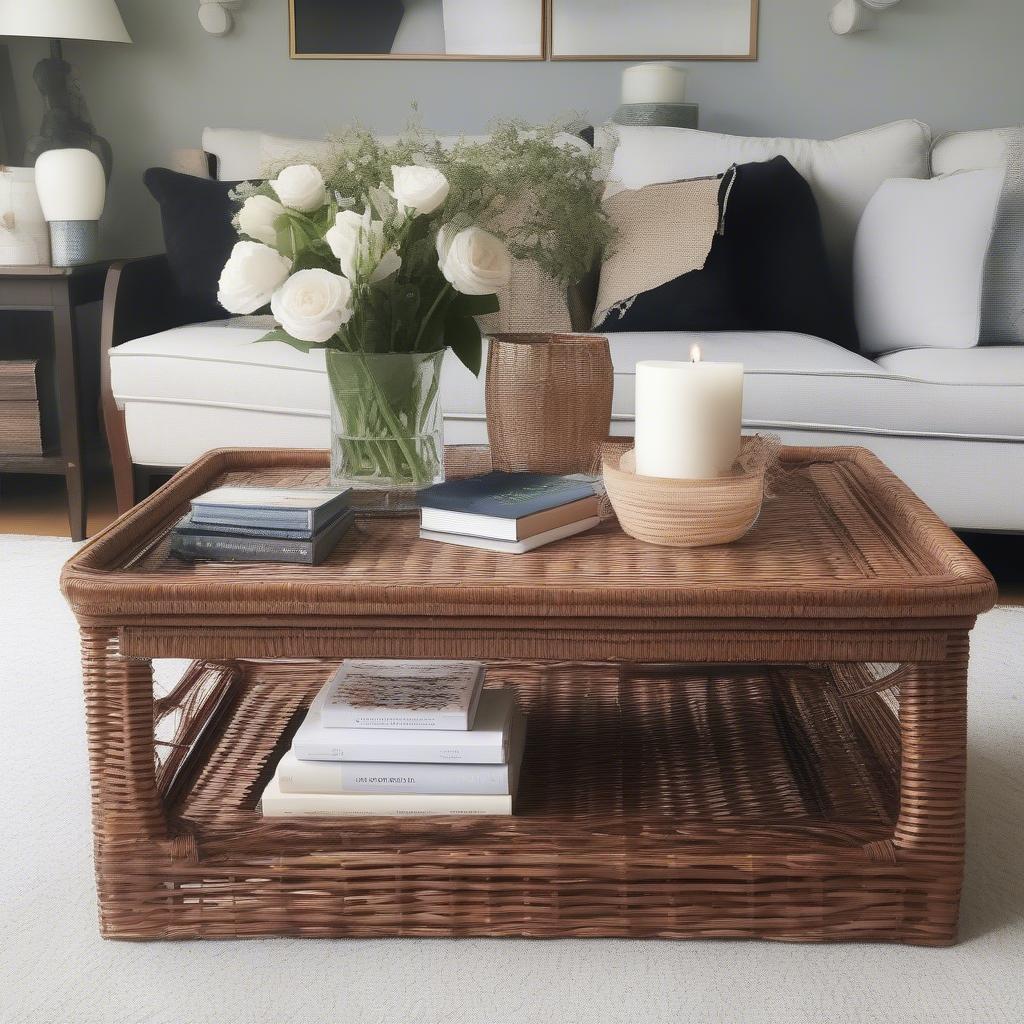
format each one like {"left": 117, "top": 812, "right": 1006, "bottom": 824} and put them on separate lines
{"left": 61, "top": 445, "right": 996, "bottom": 944}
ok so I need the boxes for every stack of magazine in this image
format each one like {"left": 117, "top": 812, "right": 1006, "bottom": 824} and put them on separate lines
{"left": 169, "top": 485, "right": 354, "bottom": 565}
{"left": 259, "top": 660, "right": 526, "bottom": 817}
{"left": 417, "top": 471, "right": 601, "bottom": 553}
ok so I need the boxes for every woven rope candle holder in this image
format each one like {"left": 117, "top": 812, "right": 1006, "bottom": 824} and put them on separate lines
{"left": 602, "top": 435, "right": 780, "bottom": 547}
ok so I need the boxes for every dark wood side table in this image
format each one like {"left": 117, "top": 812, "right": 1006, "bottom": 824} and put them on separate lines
{"left": 0, "top": 262, "right": 111, "bottom": 540}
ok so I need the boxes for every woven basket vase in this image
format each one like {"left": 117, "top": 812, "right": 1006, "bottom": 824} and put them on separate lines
{"left": 485, "top": 333, "right": 613, "bottom": 475}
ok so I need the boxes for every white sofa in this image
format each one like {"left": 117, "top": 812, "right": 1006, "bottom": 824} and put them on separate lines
{"left": 106, "top": 123, "right": 1024, "bottom": 531}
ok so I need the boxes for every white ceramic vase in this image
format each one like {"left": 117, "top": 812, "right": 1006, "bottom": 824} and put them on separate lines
{"left": 34, "top": 148, "right": 107, "bottom": 266}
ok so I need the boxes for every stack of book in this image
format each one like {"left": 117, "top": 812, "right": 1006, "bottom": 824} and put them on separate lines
{"left": 169, "top": 485, "right": 354, "bottom": 564}
{"left": 260, "top": 660, "right": 525, "bottom": 817}
{"left": 417, "top": 471, "right": 601, "bottom": 553}
{"left": 0, "top": 360, "right": 43, "bottom": 455}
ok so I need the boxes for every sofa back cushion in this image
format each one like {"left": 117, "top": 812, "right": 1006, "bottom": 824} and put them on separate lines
{"left": 595, "top": 157, "right": 853, "bottom": 348}
{"left": 854, "top": 169, "right": 1004, "bottom": 354}
{"left": 602, "top": 120, "right": 932, "bottom": 300}
{"left": 933, "top": 126, "right": 1024, "bottom": 345}
{"left": 144, "top": 167, "right": 240, "bottom": 323}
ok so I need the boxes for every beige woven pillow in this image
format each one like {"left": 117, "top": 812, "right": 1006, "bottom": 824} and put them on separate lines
{"left": 475, "top": 197, "right": 573, "bottom": 334}
{"left": 477, "top": 258, "right": 573, "bottom": 335}
{"left": 594, "top": 177, "right": 721, "bottom": 326}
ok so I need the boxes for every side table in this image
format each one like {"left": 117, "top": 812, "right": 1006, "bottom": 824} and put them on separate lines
{"left": 0, "top": 262, "right": 111, "bottom": 540}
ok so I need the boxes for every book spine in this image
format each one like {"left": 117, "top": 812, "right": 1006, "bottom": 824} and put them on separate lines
{"left": 320, "top": 707, "right": 468, "bottom": 731}
{"left": 262, "top": 790, "right": 513, "bottom": 817}
{"left": 189, "top": 510, "right": 312, "bottom": 531}
{"left": 178, "top": 521, "right": 317, "bottom": 541}
{"left": 171, "top": 533, "right": 314, "bottom": 564}
{"left": 278, "top": 760, "right": 510, "bottom": 795}
{"left": 290, "top": 737, "right": 508, "bottom": 765}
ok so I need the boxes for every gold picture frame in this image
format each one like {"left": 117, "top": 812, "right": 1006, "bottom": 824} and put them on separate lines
{"left": 548, "top": 0, "right": 759, "bottom": 62}
{"left": 288, "top": 0, "right": 549, "bottom": 61}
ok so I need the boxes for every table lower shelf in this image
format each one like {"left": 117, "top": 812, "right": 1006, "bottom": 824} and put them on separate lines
{"left": 173, "top": 660, "right": 900, "bottom": 851}
{"left": 90, "top": 658, "right": 964, "bottom": 944}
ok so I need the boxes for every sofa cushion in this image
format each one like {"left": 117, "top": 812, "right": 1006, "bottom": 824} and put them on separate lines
{"left": 143, "top": 168, "right": 240, "bottom": 323}
{"left": 854, "top": 169, "right": 1004, "bottom": 354}
{"left": 602, "top": 120, "right": 932, "bottom": 299}
{"left": 111, "top": 324, "right": 1024, "bottom": 467}
{"left": 933, "top": 126, "right": 1024, "bottom": 346}
{"left": 593, "top": 174, "right": 727, "bottom": 329}
{"left": 595, "top": 158, "right": 852, "bottom": 347}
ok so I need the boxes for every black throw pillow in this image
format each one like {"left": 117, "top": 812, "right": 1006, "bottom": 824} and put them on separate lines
{"left": 143, "top": 167, "right": 243, "bottom": 322}
{"left": 597, "top": 156, "right": 856, "bottom": 349}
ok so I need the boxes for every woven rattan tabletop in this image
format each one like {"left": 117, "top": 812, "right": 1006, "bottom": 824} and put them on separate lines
{"left": 61, "top": 445, "right": 996, "bottom": 624}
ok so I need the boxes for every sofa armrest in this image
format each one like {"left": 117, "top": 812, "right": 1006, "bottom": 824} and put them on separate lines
{"left": 100, "top": 255, "right": 206, "bottom": 513}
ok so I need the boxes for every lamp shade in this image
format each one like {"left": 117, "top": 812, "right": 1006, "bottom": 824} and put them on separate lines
{"left": 34, "top": 149, "right": 106, "bottom": 221}
{"left": 0, "top": 0, "right": 131, "bottom": 43}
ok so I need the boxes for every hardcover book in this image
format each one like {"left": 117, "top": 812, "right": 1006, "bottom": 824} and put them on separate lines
{"left": 320, "top": 659, "right": 485, "bottom": 730}
{"left": 170, "top": 509, "right": 355, "bottom": 565}
{"left": 417, "top": 472, "right": 597, "bottom": 523}
{"left": 292, "top": 687, "right": 516, "bottom": 764}
{"left": 277, "top": 707, "right": 525, "bottom": 795}
{"left": 419, "top": 516, "right": 601, "bottom": 554}
{"left": 259, "top": 777, "right": 514, "bottom": 817}
{"left": 190, "top": 485, "right": 351, "bottom": 532}
{"left": 420, "top": 494, "right": 601, "bottom": 541}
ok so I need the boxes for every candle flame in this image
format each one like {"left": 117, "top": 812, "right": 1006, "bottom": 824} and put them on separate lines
{"left": 690, "top": 343, "right": 702, "bottom": 363}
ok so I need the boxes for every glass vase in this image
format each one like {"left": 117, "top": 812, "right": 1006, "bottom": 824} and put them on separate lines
{"left": 326, "top": 349, "right": 445, "bottom": 508}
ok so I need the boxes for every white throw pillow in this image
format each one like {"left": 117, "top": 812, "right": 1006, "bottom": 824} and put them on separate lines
{"left": 933, "top": 125, "right": 1024, "bottom": 346}
{"left": 601, "top": 119, "right": 932, "bottom": 295}
{"left": 201, "top": 127, "right": 264, "bottom": 181}
{"left": 854, "top": 169, "right": 1005, "bottom": 354}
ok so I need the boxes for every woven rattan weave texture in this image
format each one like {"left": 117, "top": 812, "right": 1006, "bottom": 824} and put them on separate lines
{"left": 61, "top": 445, "right": 996, "bottom": 943}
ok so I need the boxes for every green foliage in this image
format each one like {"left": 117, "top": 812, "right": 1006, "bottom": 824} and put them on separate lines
{"left": 230, "top": 116, "right": 615, "bottom": 369}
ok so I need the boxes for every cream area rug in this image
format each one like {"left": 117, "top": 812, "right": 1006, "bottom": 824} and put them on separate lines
{"left": 1, "top": 534, "right": 1021, "bottom": 1024}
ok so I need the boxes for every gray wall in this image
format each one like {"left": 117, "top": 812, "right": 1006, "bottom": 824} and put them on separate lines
{"left": 6, "top": 0, "right": 1024, "bottom": 258}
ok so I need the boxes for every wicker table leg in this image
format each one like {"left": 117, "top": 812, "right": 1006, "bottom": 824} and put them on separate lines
{"left": 891, "top": 632, "right": 970, "bottom": 945}
{"left": 81, "top": 627, "right": 170, "bottom": 937}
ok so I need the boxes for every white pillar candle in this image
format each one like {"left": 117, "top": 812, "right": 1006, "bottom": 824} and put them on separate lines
{"left": 634, "top": 345, "right": 744, "bottom": 480}
{"left": 621, "top": 63, "right": 689, "bottom": 105}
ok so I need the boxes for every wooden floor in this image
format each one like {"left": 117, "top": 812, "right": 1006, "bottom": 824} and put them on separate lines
{"left": 1, "top": 468, "right": 1021, "bottom": 605}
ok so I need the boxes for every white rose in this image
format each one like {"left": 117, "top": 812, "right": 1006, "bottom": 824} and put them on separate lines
{"left": 437, "top": 226, "right": 512, "bottom": 296}
{"left": 270, "top": 269, "right": 353, "bottom": 344}
{"left": 269, "top": 164, "right": 327, "bottom": 212}
{"left": 217, "top": 241, "right": 292, "bottom": 314}
{"left": 391, "top": 165, "right": 449, "bottom": 216}
{"left": 325, "top": 208, "right": 401, "bottom": 283}
{"left": 237, "top": 195, "right": 286, "bottom": 247}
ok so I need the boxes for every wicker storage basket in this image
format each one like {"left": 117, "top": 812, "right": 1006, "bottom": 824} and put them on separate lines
{"left": 485, "top": 333, "right": 613, "bottom": 474}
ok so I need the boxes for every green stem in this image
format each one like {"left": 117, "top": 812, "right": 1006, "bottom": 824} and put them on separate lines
{"left": 412, "top": 282, "right": 453, "bottom": 352}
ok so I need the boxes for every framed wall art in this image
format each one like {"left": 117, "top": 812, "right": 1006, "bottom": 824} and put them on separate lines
{"left": 289, "top": 0, "right": 547, "bottom": 61}
{"left": 549, "top": 0, "right": 759, "bottom": 61}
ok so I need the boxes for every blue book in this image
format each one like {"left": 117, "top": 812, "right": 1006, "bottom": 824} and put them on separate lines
{"left": 417, "top": 472, "right": 599, "bottom": 542}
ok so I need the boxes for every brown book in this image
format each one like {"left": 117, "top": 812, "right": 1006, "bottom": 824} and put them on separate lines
{"left": 0, "top": 361, "right": 39, "bottom": 402}
{"left": 0, "top": 400, "right": 43, "bottom": 454}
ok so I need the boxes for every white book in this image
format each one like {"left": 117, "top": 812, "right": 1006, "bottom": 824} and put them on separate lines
{"left": 292, "top": 687, "right": 515, "bottom": 764}
{"left": 320, "top": 659, "right": 485, "bottom": 730}
{"left": 278, "top": 707, "right": 526, "bottom": 795}
{"left": 260, "top": 776, "right": 515, "bottom": 817}
{"left": 419, "top": 516, "right": 601, "bottom": 554}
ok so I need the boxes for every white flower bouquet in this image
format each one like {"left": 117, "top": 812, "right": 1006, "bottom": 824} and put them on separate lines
{"left": 217, "top": 120, "right": 613, "bottom": 495}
